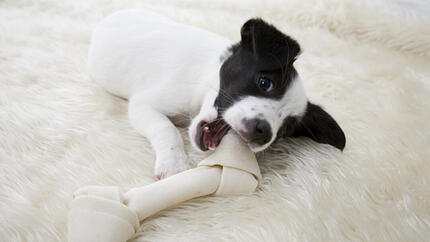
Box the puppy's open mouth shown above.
[196,119,231,151]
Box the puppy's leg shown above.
[129,97,189,179]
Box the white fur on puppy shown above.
[88,9,230,178]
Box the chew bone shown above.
[68,132,261,242]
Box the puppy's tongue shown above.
[202,119,231,150]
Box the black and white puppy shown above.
[88,9,345,179]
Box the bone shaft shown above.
[124,166,221,221]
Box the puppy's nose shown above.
[241,119,272,145]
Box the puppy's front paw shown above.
[154,152,190,179]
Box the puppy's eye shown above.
[258,76,274,92]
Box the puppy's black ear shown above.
[240,18,301,64]
[240,19,257,53]
[279,102,346,150]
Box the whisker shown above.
[219,123,230,131]
[301,123,317,140]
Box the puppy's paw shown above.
[154,151,190,179]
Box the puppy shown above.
[88,9,345,179]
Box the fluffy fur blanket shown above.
[1,0,429,241]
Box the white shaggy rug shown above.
[1,0,430,241]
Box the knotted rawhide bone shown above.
[68,131,261,242]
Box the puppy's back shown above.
[88,9,230,100]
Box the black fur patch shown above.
[215,18,301,113]
[277,102,346,150]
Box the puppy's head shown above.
[191,19,345,152]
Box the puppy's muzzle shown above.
[240,118,272,146]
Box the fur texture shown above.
[1,0,430,241]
